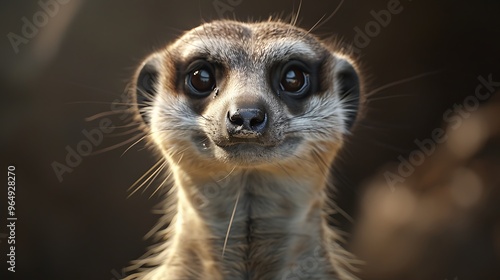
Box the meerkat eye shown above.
[185,61,216,97]
[191,68,214,91]
[278,62,310,98]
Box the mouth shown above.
[193,132,278,149]
[215,143,280,166]
[214,137,279,160]
[192,133,302,166]
[214,138,276,147]
[216,141,275,152]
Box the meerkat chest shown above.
[174,172,331,279]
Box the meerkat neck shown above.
[165,167,334,279]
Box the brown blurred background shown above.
[1,0,499,279]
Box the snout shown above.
[226,104,268,138]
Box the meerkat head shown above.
[132,20,361,171]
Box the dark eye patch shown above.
[184,60,216,98]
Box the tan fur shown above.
[125,19,361,280]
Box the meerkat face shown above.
[133,20,360,169]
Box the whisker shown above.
[127,159,165,194]
[106,128,142,138]
[64,80,125,97]
[216,166,237,182]
[358,119,413,131]
[222,187,242,258]
[311,149,332,182]
[364,137,410,153]
[66,101,140,106]
[329,202,355,224]
[367,93,418,102]
[290,0,302,27]
[149,171,173,199]
[305,0,345,36]
[84,110,132,122]
[365,70,442,98]
[121,133,149,157]
[141,161,168,195]
[112,122,143,129]
[91,133,144,155]
[128,160,168,198]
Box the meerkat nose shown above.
[226,103,268,138]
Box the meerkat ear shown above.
[135,54,162,124]
[333,58,361,130]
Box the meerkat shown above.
[125,19,362,280]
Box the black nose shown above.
[226,106,268,138]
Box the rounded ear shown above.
[333,58,361,130]
[134,54,162,124]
